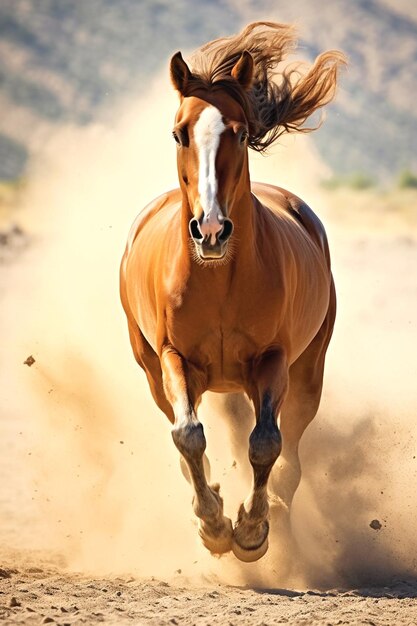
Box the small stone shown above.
[24,355,36,367]
[10,597,21,607]
[370,519,382,530]
[0,569,11,578]
[42,618,55,624]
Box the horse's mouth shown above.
[191,239,230,263]
[200,244,227,259]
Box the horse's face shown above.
[170,53,254,262]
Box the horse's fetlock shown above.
[193,487,222,520]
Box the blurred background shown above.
[1,0,417,189]
[0,0,417,588]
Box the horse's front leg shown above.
[161,346,233,555]
[233,350,288,562]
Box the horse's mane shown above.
[185,22,346,152]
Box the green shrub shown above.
[347,172,375,190]
[397,169,417,189]
[320,172,375,190]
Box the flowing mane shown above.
[183,21,346,152]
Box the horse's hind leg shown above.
[232,349,288,562]
[161,346,233,555]
[271,280,336,514]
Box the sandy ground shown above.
[2,552,417,626]
[1,88,417,623]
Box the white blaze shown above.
[193,105,226,245]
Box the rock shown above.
[24,355,36,367]
[9,597,21,607]
[370,519,382,530]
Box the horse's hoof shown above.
[198,516,233,556]
[232,507,270,562]
[232,535,269,562]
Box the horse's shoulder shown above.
[251,182,330,261]
[125,188,181,253]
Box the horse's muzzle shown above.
[189,217,234,259]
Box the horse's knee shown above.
[172,421,206,459]
[249,424,281,468]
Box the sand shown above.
[2,551,417,625]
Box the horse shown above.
[120,22,345,563]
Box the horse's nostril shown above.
[218,218,234,243]
[189,218,204,242]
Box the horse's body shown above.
[123,184,332,386]
[120,22,344,562]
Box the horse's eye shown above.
[172,131,181,145]
[240,129,248,144]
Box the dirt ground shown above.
[2,550,417,626]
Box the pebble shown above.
[370,519,382,530]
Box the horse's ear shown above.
[170,51,193,95]
[231,51,254,90]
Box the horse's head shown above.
[169,23,346,263]
[170,51,254,262]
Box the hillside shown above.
[0,0,416,182]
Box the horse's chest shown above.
[166,298,280,390]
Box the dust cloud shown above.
[1,71,417,590]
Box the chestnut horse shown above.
[120,22,345,562]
